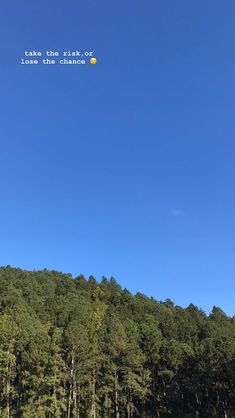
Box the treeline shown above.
[0,267,235,417]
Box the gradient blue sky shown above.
[1,0,235,315]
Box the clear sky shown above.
[1,0,235,315]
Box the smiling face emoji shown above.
[90,57,97,65]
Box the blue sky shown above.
[1,0,235,315]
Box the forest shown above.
[0,266,235,418]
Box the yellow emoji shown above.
[90,57,97,65]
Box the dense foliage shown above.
[0,266,235,417]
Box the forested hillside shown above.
[0,266,235,418]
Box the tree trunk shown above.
[91,370,96,418]
[152,365,160,418]
[6,380,10,418]
[75,383,80,418]
[6,351,11,418]
[114,371,120,418]
[195,392,200,417]
[68,353,75,418]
